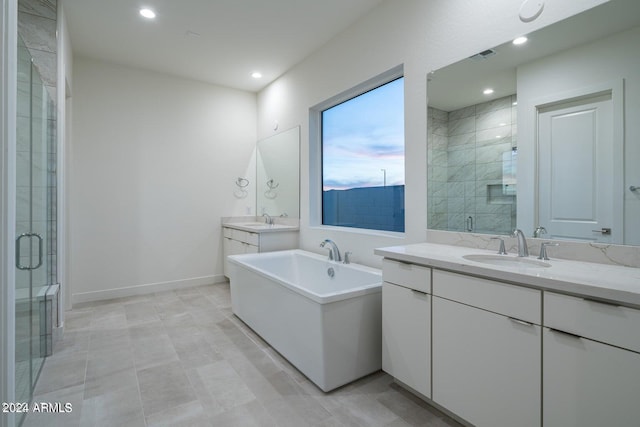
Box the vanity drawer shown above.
[544,292,640,353]
[433,270,541,324]
[382,258,431,293]
[225,228,260,246]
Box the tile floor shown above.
[23,283,462,427]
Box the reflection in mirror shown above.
[427,0,640,245]
[257,126,300,218]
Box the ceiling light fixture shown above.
[483,88,494,95]
[139,8,156,19]
[513,36,528,45]
[251,72,262,79]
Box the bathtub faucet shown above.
[320,239,342,262]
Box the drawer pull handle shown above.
[411,289,428,296]
[549,328,582,340]
[582,297,621,308]
[509,317,534,327]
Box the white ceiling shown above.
[61,0,384,92]
[428,0,640,112]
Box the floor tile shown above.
[79,384,145,427]
[27,282,463,427]
[137,360,198,416]
[145,400,212,427]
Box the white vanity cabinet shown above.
[543,292,640,427]
[432,270,541,427]
[381,259,431,397]
[222,226,298,278]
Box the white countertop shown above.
[374,243,640,308]
[222,221,299,233]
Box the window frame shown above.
[309,65,405,235]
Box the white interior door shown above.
[537,92,620,243]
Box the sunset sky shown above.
[322,77,405,191]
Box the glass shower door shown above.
[15,37,52,423]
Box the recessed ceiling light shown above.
[139,8,156,19]
[251,72,262,79]
[483,88,494,95]
[513,36,528,45]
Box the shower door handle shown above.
[15,232,44,270]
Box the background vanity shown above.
[223,126,301,278]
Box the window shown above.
[321,75,405,232]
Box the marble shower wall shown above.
[428,95,517,235]
[18,0,57,102]
[17,0,58,286]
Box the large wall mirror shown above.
[427,0,640,246]
[257,126,300,218]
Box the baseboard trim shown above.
[72,274,227,305]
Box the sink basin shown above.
[462,254,551,268]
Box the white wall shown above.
[70,58,256,302]
[518,26,640,245]
[257,0,607,268]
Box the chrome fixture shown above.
[343,251,352,264]
[630,186,639,192]
[538,241,559,260]
[533,226,547,238]
[320,239,342,262]
[266,179,279,189]
[235,177,249,188]
[490,237,507,255]
[512,229,529,257]
[262,212,273,225]
[466,216,473,232]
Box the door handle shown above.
[15,232,44,270]
[591,228,611,235]
[33,233,43,269]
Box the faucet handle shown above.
[490,237,507,255]
[343,251,352,264]
[538,241,559,260]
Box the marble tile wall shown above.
[18,0,57,102]
[428,95,517,235]
[17,0,58,288]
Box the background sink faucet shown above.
[262,212,273,225]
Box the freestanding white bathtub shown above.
[228,249,382,392]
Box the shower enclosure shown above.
[14,36,57,425]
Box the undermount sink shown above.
[462,254,551,268]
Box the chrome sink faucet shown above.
[512,229,529,257]
[262,212,273,225]
[320,239,342,262]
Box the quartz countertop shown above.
[374,243,640,308]
[222,221,299,233]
